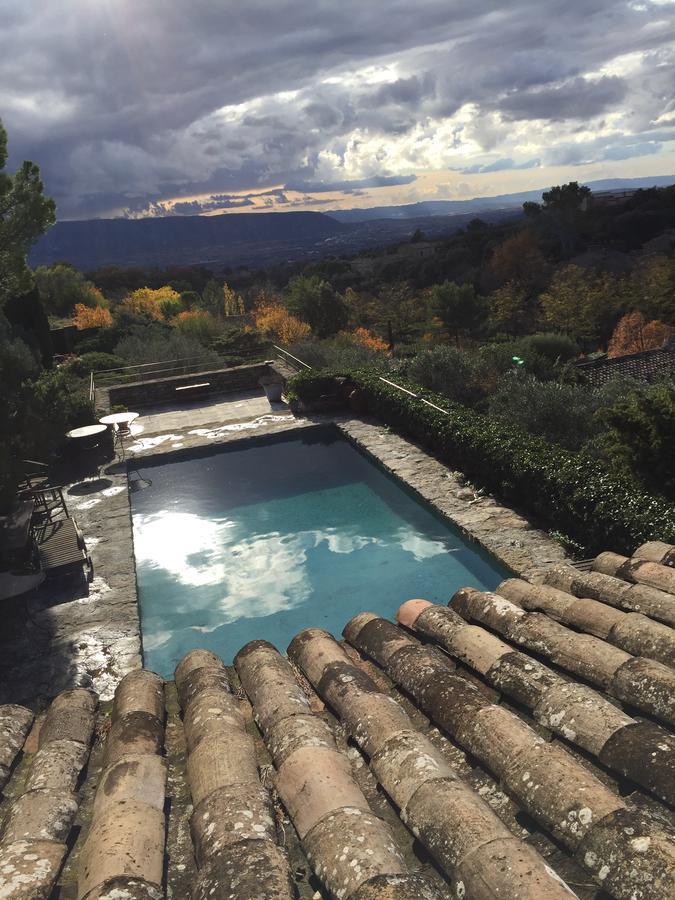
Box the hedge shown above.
[288,368,675,555]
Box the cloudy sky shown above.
[2,0,674,219]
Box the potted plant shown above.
[259,374,284,403]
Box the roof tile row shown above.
[0,540,673,899]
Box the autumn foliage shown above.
[73,303,112,329]
[119,286,181,321]
[253,303,311,343]
[607,311,674,359]
[344,327,389,352]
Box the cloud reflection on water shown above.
[132,509,448,638]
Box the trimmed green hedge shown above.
[288,368,675,555]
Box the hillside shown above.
[29,210,350,270]
[29,206,520,272]
[28,176,675,272]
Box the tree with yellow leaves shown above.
[223,282,246,316]
[118,286,181,321]
[488,229,548,290]
[347,327,389,353]
[72,303,112,330]
[253,304,311,344]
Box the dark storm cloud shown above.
[170,197,255,215]
[499,76,628,121]
[461,158,540,174]
[284,174,418,193]
[2,0,674,218]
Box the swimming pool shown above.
[130,425,508,677]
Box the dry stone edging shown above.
[398,599,675,807]
[77,670,166,900]
[451,588,675,727]
[498,577,675,667]
[175,647,294,900]
[335,417,568,582]
[0,688,96,900]
[286,628,579,900]
[344,615,675,900]
[545,564,675,628]
[235,639,445,900]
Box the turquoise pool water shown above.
[130,426,507,677]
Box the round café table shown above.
[98,412,139,428]
[66,423,108,442]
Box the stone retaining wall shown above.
[107,361,284,409]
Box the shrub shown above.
[174,310,221,342]
[64,352,126,377]
[407,345,498,408]
[597,382,675,499]
[487,374,606,449]
[480,334,579,381]
[18,368,94,472]
[253,303,311,343]
[348,327,389,353]
[519,332,579,362]
[288,368,675,554]
[73,303,113,329]
[285,336,391,372]
[114,330,222,369]
[210,326,270,359]
[118,286,181,321]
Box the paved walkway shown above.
[131,388,290,436]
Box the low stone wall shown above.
[107,361,285,409]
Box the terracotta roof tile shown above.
[1,542,673,899]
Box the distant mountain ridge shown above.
[29,175,674,271]
[326,175,675,222]
[30,210,348,270]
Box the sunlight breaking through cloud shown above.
[2,1,673,217]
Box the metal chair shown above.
[112,422,131,460]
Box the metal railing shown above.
[272,345,312,371]
[89,344,440,419]
[90,350,269,397]
[93,355,228,387]
[269,349,452,420]
[378,376,451,416]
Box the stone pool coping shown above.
[0,410,567,704]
